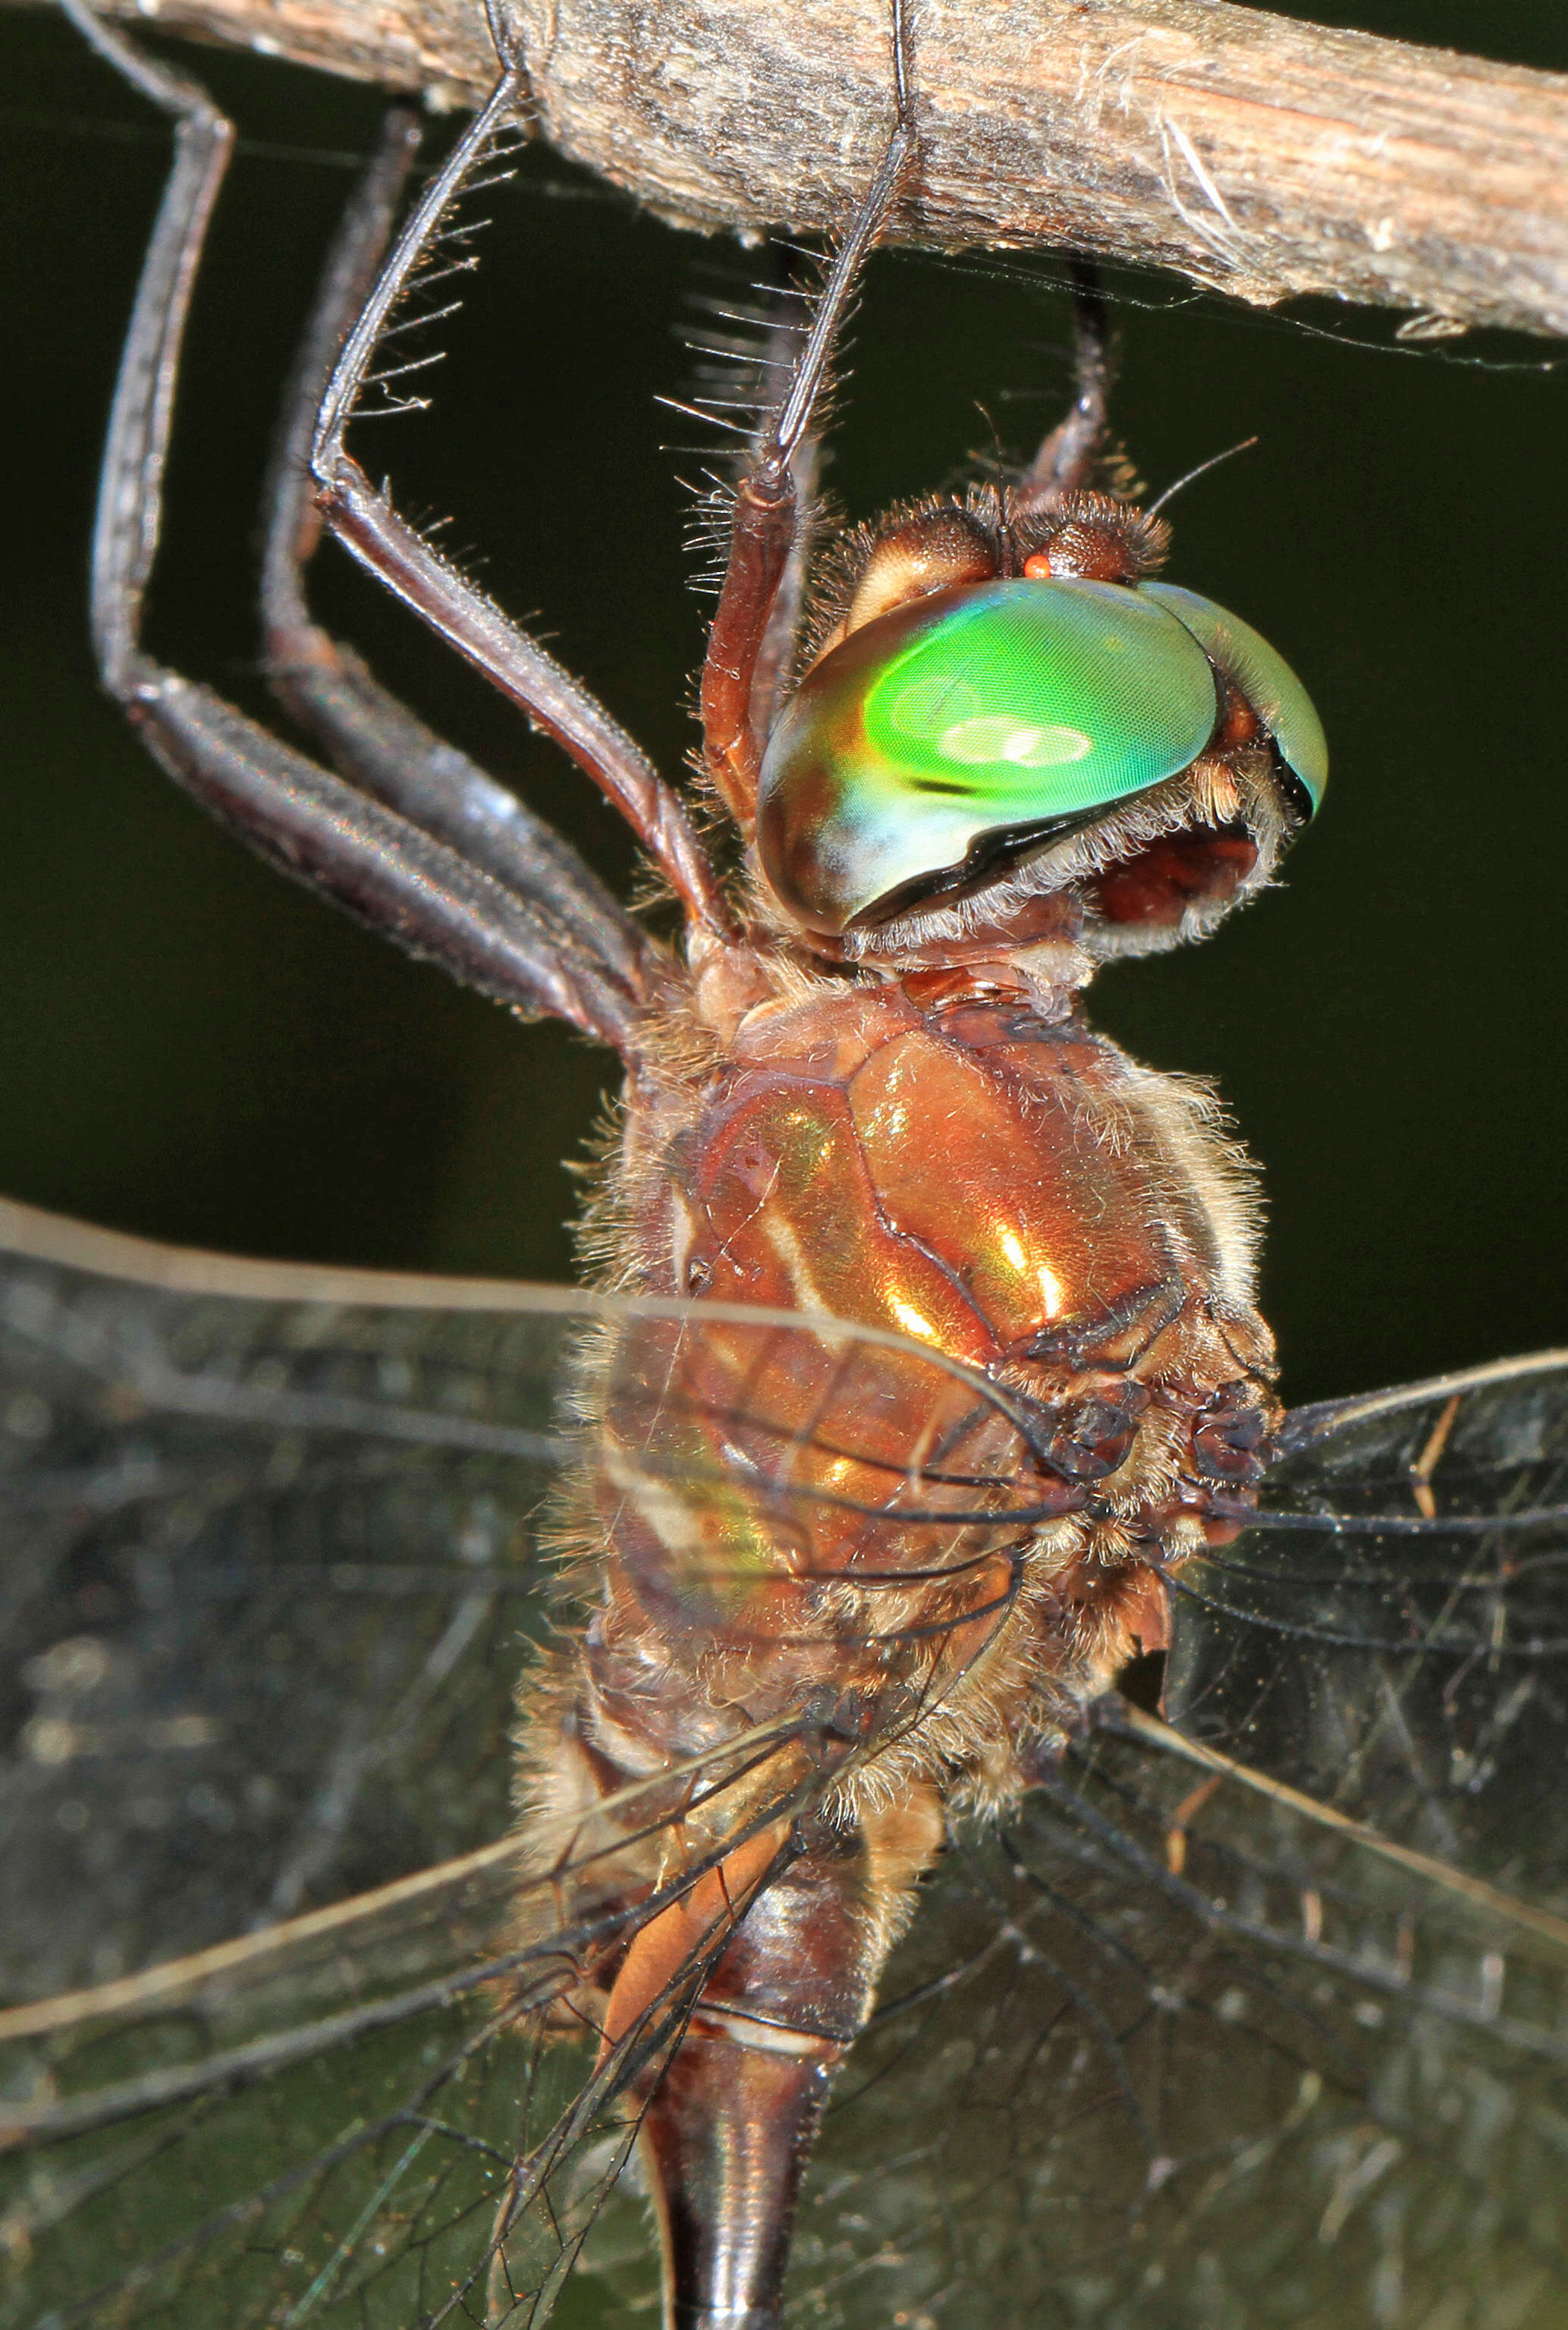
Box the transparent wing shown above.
[780,1354,1568,2329]
[0,1200,1043,2329]
[8,1205,1566,2330]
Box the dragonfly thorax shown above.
[542,973,1279,1826]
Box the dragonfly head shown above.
[756,489,1325,967]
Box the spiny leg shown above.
[698,0,919,838]
[740,295,825,752]
[61,0,640,1054]
[1017,258,1115,508]
[310,1,734,945]
[1020,268,1251,520]
[679,263,822,756]
[259,105,658,1006]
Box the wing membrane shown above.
[776,1354,1568,2328]
[1169,1354,1568,1881]
[0,1203,580,1995]
[0,1201,1042,2328]
[6,1210,1567,2328]
[790,1728,1568,2328]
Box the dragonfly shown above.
[3,2,1567,2326]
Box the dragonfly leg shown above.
[260,105,660,1011]
[310,3,735,945]
[1013,259,1115,511]
[62,0,643,1052]
[697,270,824,757]
[698,0,919,838]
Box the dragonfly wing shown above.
[0,1724,826,2330]
[0,1200,1050,2328]
[775,1353,1568,2328]
[0,1196,589,1998]
[1168,1348,1568,1875]
[19,1206,1560,2330]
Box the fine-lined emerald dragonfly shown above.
[1,3,1564,2324]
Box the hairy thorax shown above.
[524,949,1278,1841]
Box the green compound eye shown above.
[756,577,1324,935]
[759,579,1215,933]
[1139,581,1328,811]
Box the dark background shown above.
[1,0,1564,1412]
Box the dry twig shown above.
[40,0,1568,336]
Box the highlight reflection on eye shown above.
[936,717,1094,769]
